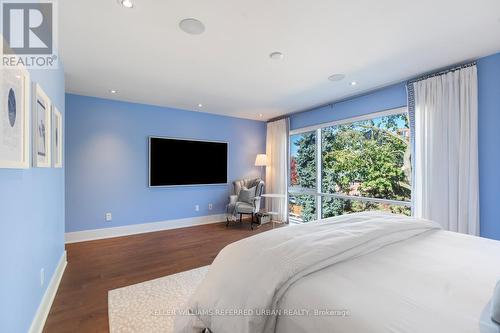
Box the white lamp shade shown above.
[255,154,267,166]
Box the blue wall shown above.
[65,94,266,232]
[290,83,407,130]
[0,65,65,332]
[289,53,500,240]
[477,53,500,240]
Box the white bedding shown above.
[276,228,500,333]
[174,212,500,333]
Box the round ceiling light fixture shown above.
[350,81,358,86]
[179,18,205,35]
[198,103,203,108]
[119,0,134,8]
[328,74,345,82]
[269,52,284,60]
[110,89,117,94]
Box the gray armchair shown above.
[226,178,265,228]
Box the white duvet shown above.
[175,212,495,333]
[276,226,500,333]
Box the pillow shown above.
[492,280,500,324]
[238,186,256,204]
[233,180,245,196]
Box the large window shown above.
[288,108,411,223]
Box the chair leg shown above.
[226,217,230,227]
[239,214,242,223]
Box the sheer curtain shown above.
[412,65,479,235]
[265,118,289,222]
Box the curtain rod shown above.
[407,61,476,84]
[267,115,290,123]
[266,83,398,123]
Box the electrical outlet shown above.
[208,203,213,210]
[40,268,45,287]
[105,212,112,222]
[195,205,199,212]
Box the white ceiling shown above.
[60,0,500,121]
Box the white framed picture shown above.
[52,106,62,168]
[33,83,52,168]
[0,65,31,169]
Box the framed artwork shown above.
[0,64,31,168]
[52,106,62,168]
[33,83,51,168]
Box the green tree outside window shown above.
[289,113,411,222]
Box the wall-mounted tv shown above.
[149,136,228,187]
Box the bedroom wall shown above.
[289,52,500,240]
[65,94,266,233]
[477,52,500,240]
[0,65,65,332]
[289,82,407,130]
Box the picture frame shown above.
[0,60,31,169]
[32,83,52,168]
[52,106,63,168]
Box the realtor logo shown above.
[1,0,58,69]
[3,2,53,54]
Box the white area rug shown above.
[108,266,209,333]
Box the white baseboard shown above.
[29,251,67,333]
[65,214,227,244]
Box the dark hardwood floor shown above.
[43,220,281,332]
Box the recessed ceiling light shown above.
[110,89,117,94]
[269,52,284,60]
[198,103,203,108]
[179,18,205,35]
[328,74,345,82]
[350,81,358,86]
[119,0,134,8]
[259,113,263,118]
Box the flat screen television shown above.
[149,136,228,187]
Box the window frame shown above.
[288,107,412,223]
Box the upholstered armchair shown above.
[226,178,265,228]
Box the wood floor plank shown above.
[43,220,282,332]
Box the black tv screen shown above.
[149,137,228,187]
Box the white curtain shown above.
[413,65,479,235]
[266,118,289,222]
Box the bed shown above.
[174,212,500,333]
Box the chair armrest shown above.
[252,196,261,211]
[229,195,238,205]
